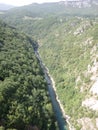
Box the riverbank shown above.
[34,50,74,130]
[44,66,75,130]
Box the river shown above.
[35,50,68,130]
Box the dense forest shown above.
[0,1,98,129]
[0,20,57,130]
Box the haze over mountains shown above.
[0,0,98,11]
[0,3,14,10]
[0,0,98,21]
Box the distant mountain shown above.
[63,0,98,8]
[0,0,97,24]
[0,3,14,10]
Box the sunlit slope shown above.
[39,17,98,129]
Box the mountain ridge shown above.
[63,0,98,8]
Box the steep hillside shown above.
[38,17,98,129]
[25,16,98,129]
[0,1,98,129]
[0,0,98,23]
[0,21,57,130]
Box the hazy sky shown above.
[0,0,62,6]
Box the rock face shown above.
[78,118,98,130]
[82,97,98,111]
[90,80,98,95]
[64,0,98,8]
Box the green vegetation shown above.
[0,21,57,130]
[38,17,98,127]
[0,1,98,129]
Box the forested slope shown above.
[38,17,98,128]
[0,1,98,129]
[0,21,57,130]
[32,16,98,129]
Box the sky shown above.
[0,0,62,6]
